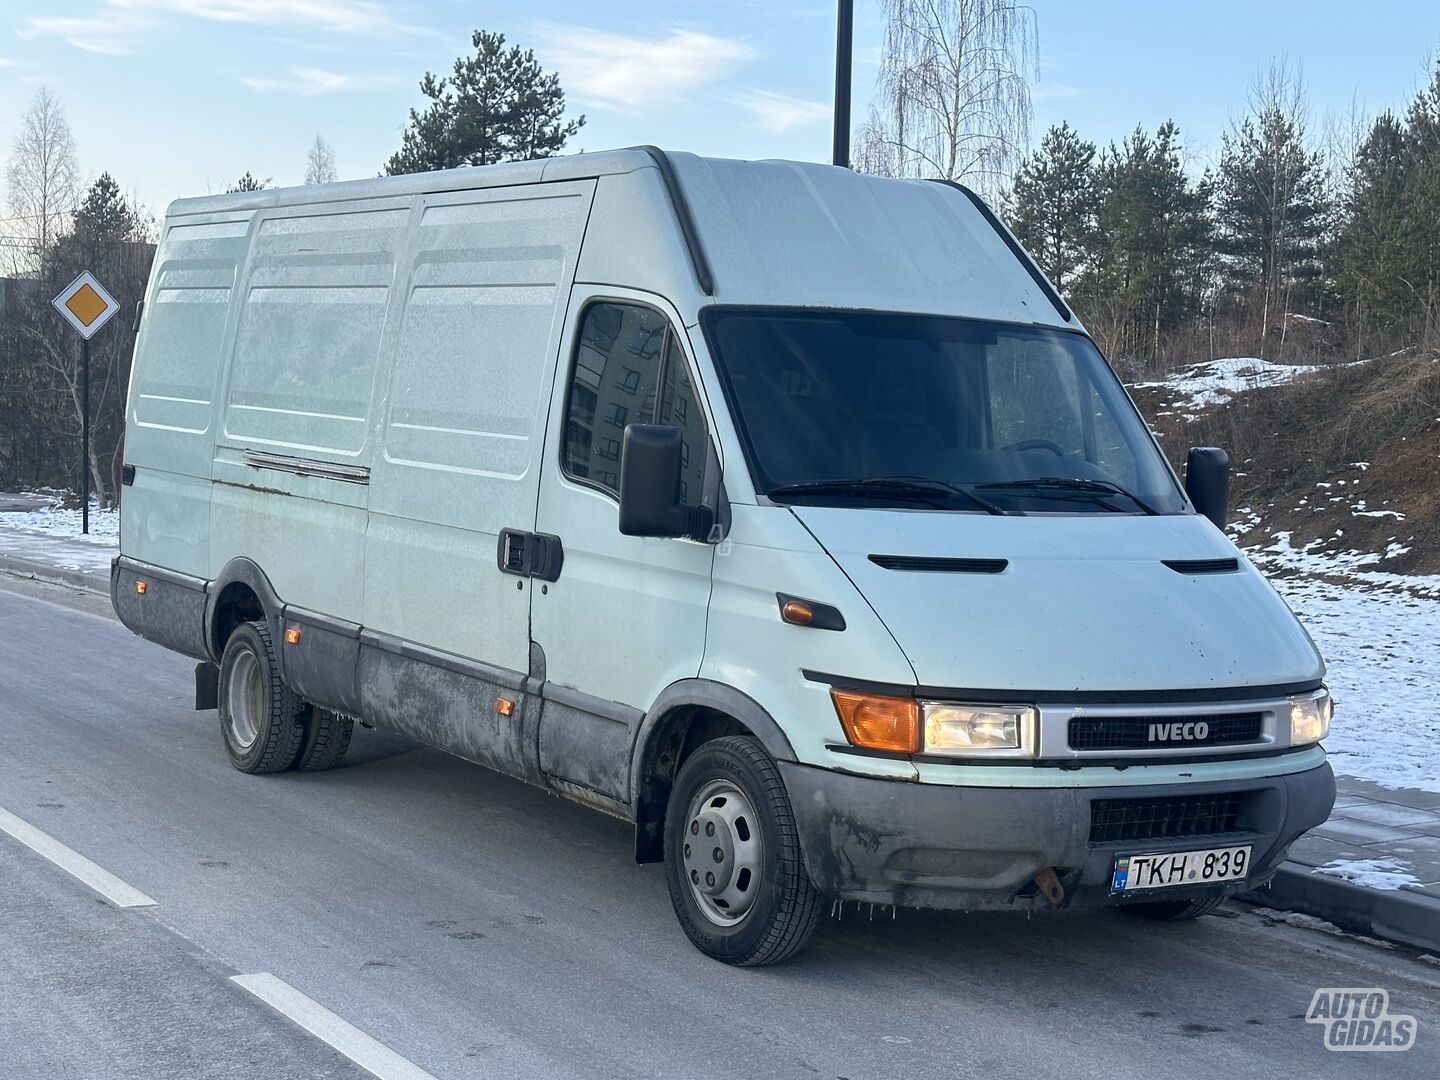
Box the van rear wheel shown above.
[295,707,355,771]
[218,620,306,774]
[663,735,822,965]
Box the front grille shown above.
[1089,792,1248,844]
[1068,712,1264,752]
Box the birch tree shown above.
[4,88,80,272]
[304,134,338,185]
[857,0,1037,200]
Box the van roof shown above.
[167,148,1078,331]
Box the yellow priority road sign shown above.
[52,270,120,340]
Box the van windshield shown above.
[701,307,1187,515]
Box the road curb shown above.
[1243,861,1440,953]
[0,553,107,596]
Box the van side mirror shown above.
[1185,447,1230,531]
[619,424,688,538]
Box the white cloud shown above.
[736,90,830,133]
[535,25,756,111]
[19,14,145,55]
[108,0,410,34]
[243,66,398,95]
[22,0,426,55]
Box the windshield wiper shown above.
[767,477,1008,515]
[972,477,1160,515]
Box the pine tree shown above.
[385,30,584,175]
[1216,102,1330,350]
[1399,62,1440,339]
[1335,111,1409,346]
[1007,123,1096,291]
[73,173,137,244]
[1078,122,1212,365]
[227,172,269,193]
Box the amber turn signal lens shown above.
[496,697,515,716]
[134,581,147,595]
[830,689,920,753]
[780,599,814,625]
[284,627,301,645]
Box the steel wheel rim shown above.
[682,779,764,926]
[225,650,262,750]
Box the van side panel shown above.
[363,182,595,678]
[209,203,410,627]
[123,217,252,578]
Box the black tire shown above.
[1121,895,1227,921]
[295,707,355,771]
[664,735,822,966]
[217,620,306,774]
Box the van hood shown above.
[792,507,1323,695]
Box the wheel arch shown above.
[630,680,797,864]
[205,557,284,661]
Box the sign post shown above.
[51,271,120,534]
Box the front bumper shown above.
[780,759,1335,911]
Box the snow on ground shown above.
[1250,551,1440,793]
[1312,857,1424,892]
[2,500,119,544]
[1133,356,1366,419]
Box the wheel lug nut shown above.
[704,822,715,837]
[713,847,724,863]
[690,820,699,835]
[705,872,715,887]
[690,869,699,884]
[684,844,692,858]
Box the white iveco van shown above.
[114,148,1334,965]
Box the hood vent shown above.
[868,555,1007,574]
[1162,558,1240,575]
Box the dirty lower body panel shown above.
[780,760,1335,912]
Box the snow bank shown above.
[1133,356,1363,418]
[1312,857,1423,892]
[0,498,118,545]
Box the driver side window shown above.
[561,302,704,501]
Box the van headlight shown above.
[922,703,1038,758]
[1289,688,1333,745]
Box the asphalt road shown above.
[1,575,1436,1080]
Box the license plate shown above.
[1111,844,1252,893]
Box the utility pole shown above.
[833,0,854,168]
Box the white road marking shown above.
[231,973,439,1080]
[0,804,157,908]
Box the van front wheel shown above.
[218,620,306,774]
[663,735,822,965]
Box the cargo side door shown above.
[529,288,716,804]
[360,181,595,775]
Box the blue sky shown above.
[1,1,1437,216]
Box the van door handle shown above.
[498,529,564,583]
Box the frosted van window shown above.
[226,285,386,455]
[562,303,668,495]
[384,284,555,479]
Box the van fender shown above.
[630,679,797,862]
[204,557,285,661]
